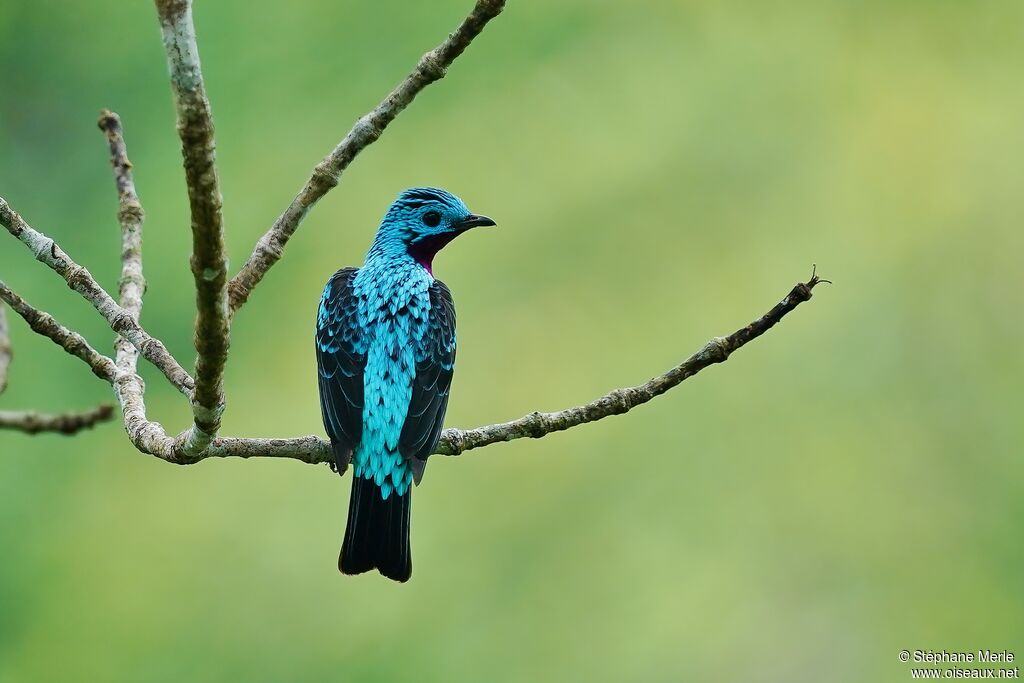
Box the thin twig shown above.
[154,0,230,454]
[0,406,114,435]
[437,270,828,455]
[0,197,194,395]
[0,281,179,456]
[227,0,506,313]
[0,271,116,437]
[97,109,146,376]
[96,109,175,455]
[0,304,11,394]
[0,282,117,382]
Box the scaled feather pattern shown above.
[315,187,492,581]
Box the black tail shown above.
[339,475,412,582]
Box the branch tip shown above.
[227,0,507,314]
[808,263,832,288]
[97,108,120,132]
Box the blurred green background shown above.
[1,1,1021,681]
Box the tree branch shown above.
[97,110,146,379]
[436,270,829,456]
[0,284,115,436]
[226,0,507,313]
[95,109,179,457]
[0,304,11,395]
[0,281,118,382]
[0,406,114,435]
[181,270,828,464]
[0,280,181,456]
[0,198,194,395]
[155,0,230,455]
[1,3,828,476]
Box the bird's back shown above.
[319,186,487,581]
[351,259,436,496]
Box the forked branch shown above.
[227,0,507,313]
[0,199,194,395]
[0,285,116,435]
[0,282,117,383]
[0,0,827,468]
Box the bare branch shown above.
[0,282,178,457]
[1,4,827,479]
[436,271,829,455]
[181,271,827,464]
[227,0,507,313]
[0,281,117,382]
[5,270,820,462]
[0,279,114,437]
[114,374,178,459]
[94,109,181,458]
[0,406,114,435]
[154,0,230,454]
[0,197,194,395]
[204,435,330,463]
[0,304,11,394]
[3,103,222,463]
[97,110,146,376]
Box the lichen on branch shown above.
[155,0,230,454]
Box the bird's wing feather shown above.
[316,267,365,472]
[399,279,456,483]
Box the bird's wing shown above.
[399,279,456,483]
[316,267,365,473]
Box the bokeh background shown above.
[1,1,1021,681]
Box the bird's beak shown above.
[455,213,496,230]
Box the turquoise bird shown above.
[316,188,495,582]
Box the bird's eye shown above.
[422,211,441,227]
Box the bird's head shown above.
[373,187,495,273]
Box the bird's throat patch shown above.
[408,232,462,274]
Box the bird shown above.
[315,187,495,582]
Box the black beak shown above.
[456,213,496,230]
